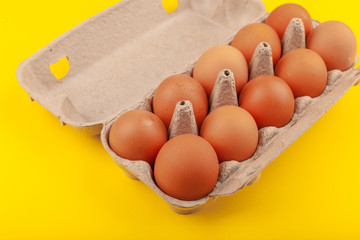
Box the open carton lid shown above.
[16,0,266,129]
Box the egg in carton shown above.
[101,18,360,214]
[16,0,360,214]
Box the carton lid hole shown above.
[50,56,70,80]
[162,0,178,13]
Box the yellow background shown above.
[1,0,360,239]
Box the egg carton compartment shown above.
[16,0,360,214]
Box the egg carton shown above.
[16,0,360,214]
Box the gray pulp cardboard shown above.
[16,0,360,213]
[16,0,266,133]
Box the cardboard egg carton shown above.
[16,0,360,214]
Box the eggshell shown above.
[231,23,282,65]
[307,21,357,71]
[200,105,258,163]
[154,134,219,201]
[109,109,168,166]
[275,48,328,98]
[153,74,208,129]
[192,45,248,96]
[239,75,295,129]
[265,3,312,39]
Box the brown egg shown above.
[231,23,282,65]
[109,109,168,166]
[200,106,258,163]
[307,21,357,71]
[239,75,295,129]
[275,48,328,98]
[192,45,248,96]
[153,74,208,129]
[265,3,312,39]
[154,134,219,201]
